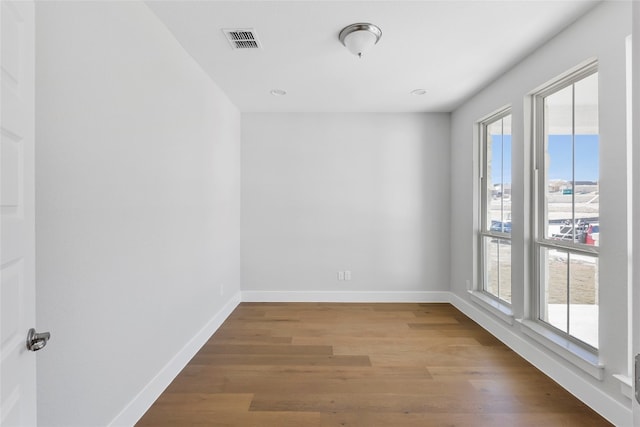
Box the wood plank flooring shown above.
[136,303,611,426]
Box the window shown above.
[479,110,512,304]
[533,62,599,350]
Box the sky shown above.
[491,134,599,184]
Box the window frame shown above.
[531,60,600,353]
[478,107,513,306]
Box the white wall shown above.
[450,1,631,423]
[242,113,450,300]
[35,2,241,426]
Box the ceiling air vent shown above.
[223,29,261,50]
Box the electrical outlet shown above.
[344,270,352,281]
[219,283,224,296]
[338,271,345,281]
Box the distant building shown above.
[548,179,598,193]
[492,183,511,198]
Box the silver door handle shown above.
[26,328,50,351]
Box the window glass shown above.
[536,65,599,350]
[544,73,599,246]
[568,253,598,348]
[483,236,511,303]
[484,236,500,297]
[486,117,512,234]
[480,111,512,304]
[539,248,598,348]
[539,247,568,333]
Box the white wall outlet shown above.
[466,279,471,290]
[344,270,352,281]
[219,283,224,296]
[338,271,345,280]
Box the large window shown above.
[479,110,512,304]
[533,63,599,350]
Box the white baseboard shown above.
[108,291,242,427]
[448,292,632,427]
[241,290,450,303]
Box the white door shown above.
[1,1,38,425]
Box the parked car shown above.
[551,220,598,244]
[490,220,512,234]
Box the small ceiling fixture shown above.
[339,23,382,58]
[410,89,427,96]
[270,89,287,96]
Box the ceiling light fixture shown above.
[270,89,287,96]
[410,89,427,96]
[339,23,382,58]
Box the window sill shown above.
[468,290,514,325]
[518,319,604,380]
[612,374,633,400]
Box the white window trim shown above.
[530,59,600,356]
[612,374,633,400]
[518,319,604,380]
[468,290,514,325]
[477,107,513,307]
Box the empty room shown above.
[2,0,640,426]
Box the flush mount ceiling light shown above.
[339,23,382,58]
[270,89,287,96]
[410,89,427,96]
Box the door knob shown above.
[26,328,50,351]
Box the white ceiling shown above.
[145,0,600,113]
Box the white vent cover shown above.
[222,29,261,49]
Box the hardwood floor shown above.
[137,303,611,426]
